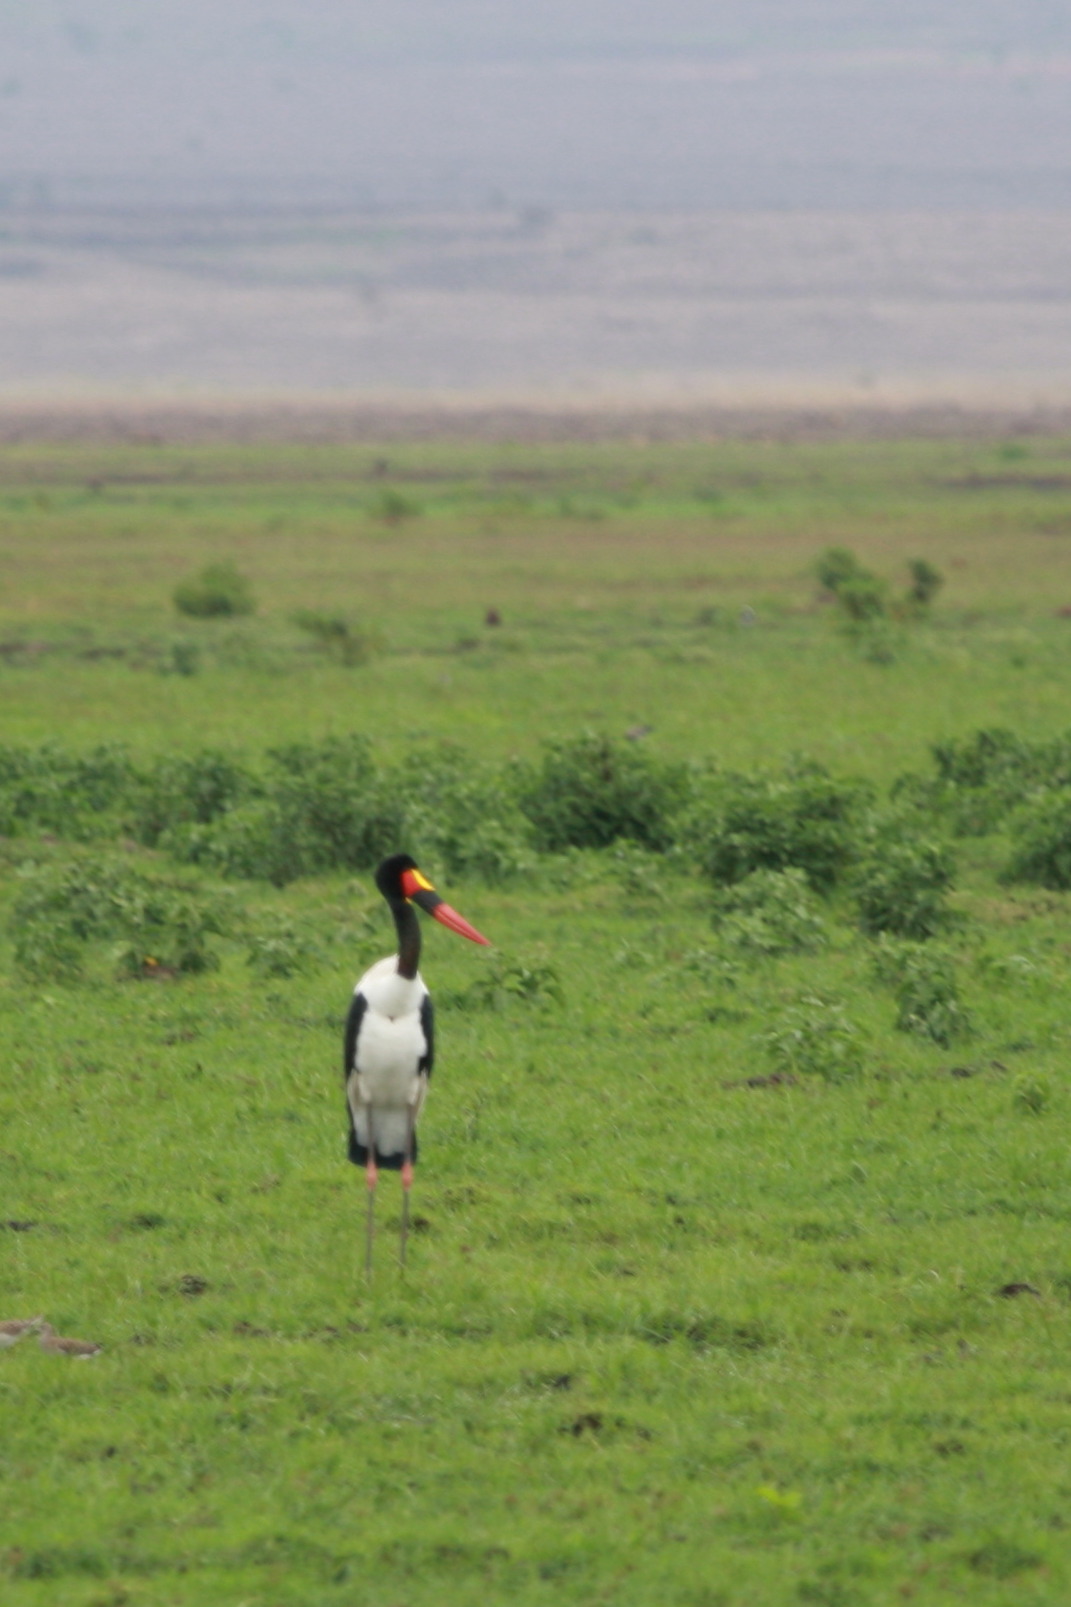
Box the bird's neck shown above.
[391,899,421,980]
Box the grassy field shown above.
[3,434,1071,1605]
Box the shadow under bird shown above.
[345,854,490,1273]
[0,1317,43,1348]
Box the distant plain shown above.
[2,207,1071,403]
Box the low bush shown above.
[711,867,827,957]
[682,762,867,892]
[814,548,943,666]
[872,940,971,1045]
[852,836,956,939]
[132,751,255,847]
[932,728,1049,792]
[0,734,530,888]
[816,546,943,622]
[893,728,1071,836]
[173,562,255,619]
[12,857,231,981]
[246,916,322,979]
[390,742,533,884]
[761,994,866,1082]
[368,488,422,523]
[163,640,201,677]
[444,953,563,1012]
[0,743,135,840]
[291,611,385,666]
[518,735,687,853]
[906,558,944,609]
[610,839,670,902]
[815,546,888,622]
[173,737,403,886]
[169,800,301,886]
[1002,791,1071,889]
[836,573,889,624]
[815,546,868,596]
[111,883,229,980]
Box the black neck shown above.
[390,898,422,980]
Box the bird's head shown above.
[375,854,490,945]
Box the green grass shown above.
[3,435,1071,778]
[4,437,1071,1603]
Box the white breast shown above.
[355,955,426,1021]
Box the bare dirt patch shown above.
[1,396,1071,447]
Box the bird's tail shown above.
[347,1124,419,1171]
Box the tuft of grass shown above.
[173,560,255,619]
[760,992,866,1081]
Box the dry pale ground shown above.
[1,208,1071,435]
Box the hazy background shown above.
[1,1,1069,406]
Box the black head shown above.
[373,853,491,946]
[374,853,419,902]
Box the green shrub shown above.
[267,737,401,865]
[246,916,321,979]
[906,558,943,609]
[291,610,385,666]
[12,857,231,981]
[931,728,1053,791]
[133,751,255,847]
[110,883,228,979]
[445,953,563,1012]
[172,800,307,886]
[682,763,867,892]
[610,839,670,902]
[171,737,402,885]
[816,546,943,623]
[535,845,615,891]
[815,546,867,595]
[815,547,887,620]
[369,488,422,523]
[518,735,687,852]
[155,737,528,887]
[711,867,827,956]
[873,940,971,1045]
[1003,792,1071,889]
[894,728,1071,836]
[12,921,84,983]
[173,562,255,619]
[761,994,865,1082]
[836,573,888,623]
[853,837,956,939]
[390,741,533,884]
[0,743,135,840]
[165,640,201,676]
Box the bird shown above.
[36,1322,102,1358]
[0,1317,43,1348]
[345,853,490,1272]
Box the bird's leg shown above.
[364,1104,378,1279]
[399,1103,415,1270]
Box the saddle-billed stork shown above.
[344,853,490,1271]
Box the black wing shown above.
[343,991,367,1082]
[419,993,435,1079]
[344,991,368,1166]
